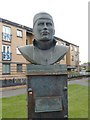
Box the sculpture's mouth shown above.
[41,31,49,35]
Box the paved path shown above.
[68,77,89,86]
[1,87,27,98]
[0,85,27,98]
[0,77,89,98]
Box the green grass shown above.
[2,94,27,118]
[0,98,2,119]
[1,84,88,118]
[88,80,90,82]
[68,84,88,118]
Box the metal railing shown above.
[2,52,12,61]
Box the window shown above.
[75,47,77,52]
[2,45,11,60]
[2,63,10,74]
[61,42,66,46]
[16,47,21,54]
[17,29,22,38]
[17,64,22,72]
[2,26,11,41]
[72,55,74,61]
[71,46,74,51]
[56,42,59,45]
[62,56,65,60]
[26,40,28,45]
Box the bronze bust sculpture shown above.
[19,12,68,65]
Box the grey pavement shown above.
[0,77,89,98]
[2,88,27,98]
[0,86,27,98]
[68,77,90,86]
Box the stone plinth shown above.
[26,64,68,119]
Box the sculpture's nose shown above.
[43,23,48,30]
[44,27,47,30]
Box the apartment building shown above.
[0,18,33,87]
[55,37,79,71]
[66,44,79,71]
[0,18,79,87]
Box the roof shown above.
[0,17,33,34]
[0,17,79,47]
[55,36,79,47]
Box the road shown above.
[0,77,89,98]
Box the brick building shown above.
[0,18,79,87]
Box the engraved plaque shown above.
[35,96,62,112]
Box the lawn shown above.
[1,84,89,119]
[2,94,27,118]
[88,80,90,82]
[68,84,88,118]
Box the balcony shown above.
[2,52,12,61]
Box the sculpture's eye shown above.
[46,22,52,26]
[38,22,44,26]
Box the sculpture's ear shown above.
[32,30,36,39]
[53,29,55,35]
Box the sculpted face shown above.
[33,13,55,41]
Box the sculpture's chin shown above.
[39,39,50,42]
[39,37,53,42]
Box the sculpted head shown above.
[33,12,55,42]
[19,12,69,64]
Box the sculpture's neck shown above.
[33,39,56,50]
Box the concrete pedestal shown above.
[26,64,68,119]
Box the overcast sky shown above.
[0,0,88,64]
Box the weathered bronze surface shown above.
[35,96,62,112]
[18,12,69,65]
[26,64,67,75]
[19,12,68,119]
[27,64,68,119]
